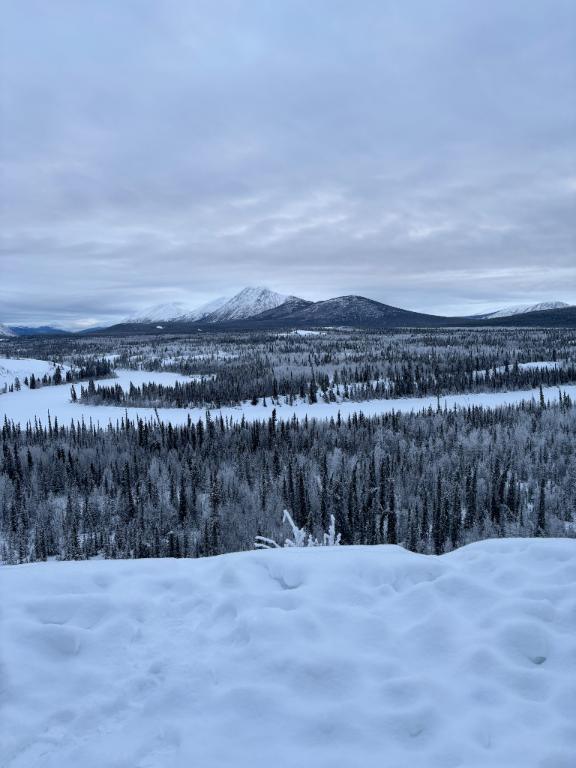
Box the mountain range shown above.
[470,301,570,320]
[2,289,575,335]
[124,287,294,325]
[94,288,575,333]
[119,290,576,326]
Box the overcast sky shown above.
[1,0,575,328]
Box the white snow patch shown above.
[1,539,575,767]
[0,358,71,389]
[473,361,564,379]
[279,329,324,337]
[97,369,204,391]
[517,361,562,371]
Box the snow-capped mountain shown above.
[200,287,296,323]
[178,295,229,322]
[472,301,570,320]
[123,289,291,325]
[0,323,16,337]
[95,292,576,333]
[125,296,229,324]
[125,302,195,323]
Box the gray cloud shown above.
[1,0,575,327]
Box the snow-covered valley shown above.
[2,539,575,768]
[1,364,576,429]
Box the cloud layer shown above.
[1,0,575,326]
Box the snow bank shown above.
[2,539,575,768]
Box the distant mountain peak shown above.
[0,323,17,337]
[124,302,193,324]
[472,301,570,320]
[178,296,229,322]
[122,287,298,325]
[201,287,297,323]
[124,296,229,324]
[235,293,447,328]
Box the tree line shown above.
[1,358,114,394]
[1,397,574,564]
[78,358,576,409]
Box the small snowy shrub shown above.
[255,510,341,549]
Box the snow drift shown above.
[1,539,575,768]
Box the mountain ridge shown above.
[470,301,570,320]
[8,291,576,335]
[124,287,295,325]
[201,287,295,323]
[239,294,449,328]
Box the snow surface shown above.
[517,361,563,371]
[1,364,575,429]
[0,324,16,337]
[0,358,71,389]
[473,361,563,379]
[2,539,575,768]
[287,329,325,337]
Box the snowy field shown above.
[1,539,575,768]
[0,357,71,390]
[1,361,575,429]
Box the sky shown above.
[1,0,575,328]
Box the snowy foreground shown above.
[2,540,575,768]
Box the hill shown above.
[471,301,570,320]
[230,295,451,328]
[478,305,576,328]
[8,326,70,336]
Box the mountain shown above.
[243,296,314,322]
[0,324,17,337]
[236,295,450,328]
[478,305,576,328]
[125,302,195,324]
[125,296,229,324]
[9,326,70,336]
[201,287,297,323]
[178,296,229,321]
[81,291,576,335]
[471,301,570,320]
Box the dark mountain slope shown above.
[477,305,576,328]
[81,298,576,335]
[229,295,450,328]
